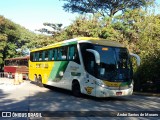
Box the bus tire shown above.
[34,74,38,83]
[72,80,81,97]
[9,73,13,79]
[38,75,43,87]
[25,74,29,80]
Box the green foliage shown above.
[37,23,63,36]
[0,15,54,71]
[28,34,54,49]
[54,7,159,92]
[0,15,36,57]
[134,49,160,92]
[0,16,21,69]
[62,0,155,17]
[64,15,102,38]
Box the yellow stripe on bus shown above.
[103,81,121,87]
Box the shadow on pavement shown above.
[0,80,159,120]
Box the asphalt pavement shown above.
[0,78,159,120]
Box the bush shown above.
[134,49,160,93]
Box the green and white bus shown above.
[29,37,140,97]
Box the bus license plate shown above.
[116,92,122,96]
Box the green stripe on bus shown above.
[48,61,69,82]
[62,41,77,46]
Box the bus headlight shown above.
[95,81,105,88]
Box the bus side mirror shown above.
[86,49,100,65]
[130,53,141,66]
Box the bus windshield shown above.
[80,43,132,82]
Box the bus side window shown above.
[32,53,35,61]
[10,60,12,65]
[49,49,53,61]
[45,50,49,61]
[68,45,80,64]
[35,52,38,61]
[15,60,18,66]
[56,47,66,60]
[51,49,58,60]
[57,48,61,60]
[62,46,67,60]
[68,45,75,60]
[30,53,33,62]
[19,60,23,65]
[39,51,43,61]
[34,52,39,61]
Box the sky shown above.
[0,0,78,32]
[0,0,160,32]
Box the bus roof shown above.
[31,37,125,52]
[5,56,30,61]
[77,37,125,47]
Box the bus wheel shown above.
[38,75,43,87]
[72,81,81,97]
[34,74,38,83]
[25,74,29,80]
[9,73,13,79]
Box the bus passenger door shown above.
[82,52,96,96]
[83,72,96,96]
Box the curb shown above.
[133,92,160,97]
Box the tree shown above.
[61,0,155,17]
[64,15,102,38]
[0,16,42,71]
[36,23,63,36]
[0,16,20,70]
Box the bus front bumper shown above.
[95,85,133,97]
